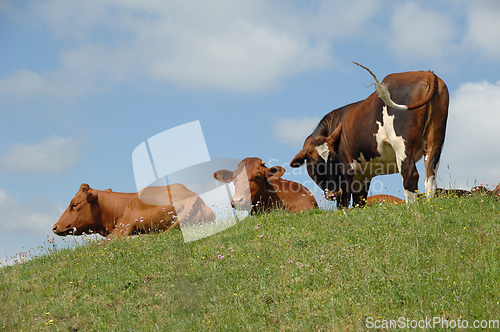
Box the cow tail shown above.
[352,62,437,111]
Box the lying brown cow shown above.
[494,184,500,197]
[53,183,215,237]
[471,186,489,195]
[471,185,500,197]
[213,157,318,213]
[435,188,471,197]
[365,194,404,205]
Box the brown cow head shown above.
[53,183,102,236]
[290,123,345,199]
[471,186,490,196]
[493,184,500,197]
[213,157,285,211]
[471,185,500,198]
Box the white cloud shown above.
[307,0,382,37]
[0,136,79,175]
[439,80,500,189]
[148,21,332,91]
[4,0,500,100]
[0,0,383,96]
[0,69,85,100]
[389,2,456,60]
[0,188,63,236]
[274,116,321,148]
[463,1,500,59]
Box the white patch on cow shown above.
[425,174,436,198]
[373,128,397,165]
[348,105,405,180]
[404,189,416,203]
[315,142,329,162]
[424,160,440,198]
[380,105,407,171]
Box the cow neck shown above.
[97,190,136,232]
[255,180,273,209]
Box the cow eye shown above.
[254,174,262,180]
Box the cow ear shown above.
[86,189,98,203]
[267,166,286,180]
[290,149,307,167]
[326,122,342,146]
[213,170,233,183]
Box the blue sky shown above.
[1,0,500,264]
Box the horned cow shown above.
[290,63,449,208]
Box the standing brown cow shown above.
[290,63,449,208]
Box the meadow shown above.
[1,193,499,331]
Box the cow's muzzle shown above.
[231,196,244,205]
[325,189,342,201]
[52,224,71,236]
[230,196,252,211]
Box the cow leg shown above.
[423,144,444,199]
[352,179,371,207]
[336,176,353,208]
[400,157,419,203]
[110,221,134,238]
[337,191,350,209]
[422,77,448,198]
[171,200,195,229]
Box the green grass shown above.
[1,194,500,331]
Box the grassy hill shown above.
[1,194,500,331]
